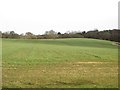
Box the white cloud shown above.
[0,0,119,34]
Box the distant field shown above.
[2,38,118,88]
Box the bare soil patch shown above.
[76,62,111,64]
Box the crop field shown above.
[2,38,118,88]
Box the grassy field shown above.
[2,38,118,88]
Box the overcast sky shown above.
[0,0,119,35]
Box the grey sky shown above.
[0,0,119,35]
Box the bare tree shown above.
[44,30,58,39]
[25,32,36,39]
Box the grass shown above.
[2,38,118,88]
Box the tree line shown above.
[0,29,120,42]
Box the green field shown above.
[2,38,118,88]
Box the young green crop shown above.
[2,38,118,88]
